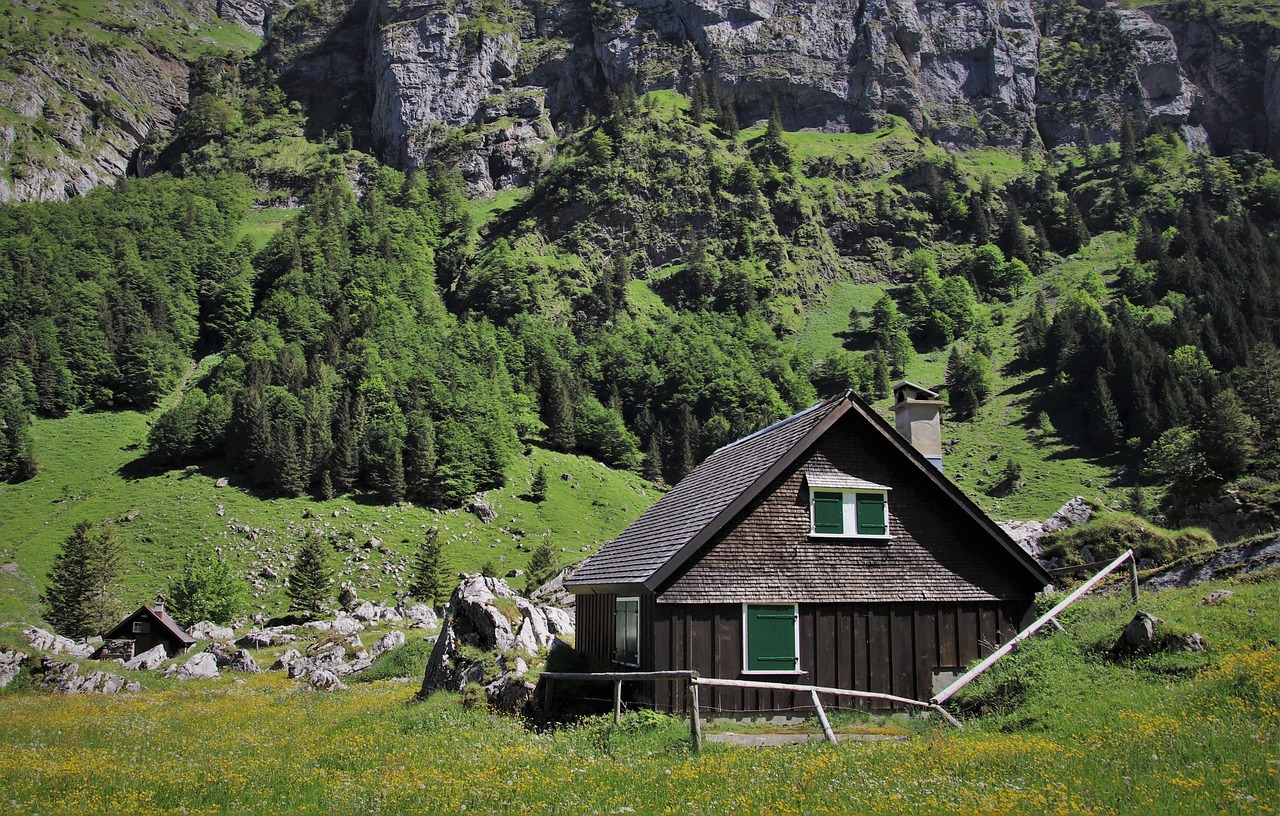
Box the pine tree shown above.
[167,544,247,626]
[43,521,124,638]
[1197,389,1256,480]
[667,403,698,483]
[530,464,548,502]
[526,540,557,594]
[1091,371,1123,452]
[542,370,576,452]
[642,425,664,483]
[0,382,37,483]
[1020,291,1050,362]
[286,534,332,616]
[407,527,451,607]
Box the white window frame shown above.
[741,602,803,676]
[808,488,892,539]
[614,596,640,668]
[132,620,150,634]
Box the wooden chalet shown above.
[99,605,196,661]
[564,388,1051,715]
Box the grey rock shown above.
[373,630,407,656]
[23,627,94,658]
[176,651,220,680]
[271,648,302,672]
[205,642,261,674]
[32,656,139,694]
[419,574,572,695]
[307,669,345,692]
[1121,610,1161,650]
[469,500,498,523]
[215,477,230,488]
[0,646,28,689]
[330,617,364,636]
[1200,590,1234,606]
[403,604,440,629]
[189,621,237,641]
[122,644,168,671]
[352,601,380,622]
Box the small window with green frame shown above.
[743,603,799,673]
[809,489,889,537]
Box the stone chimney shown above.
[892,381,943,472]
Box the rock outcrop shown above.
[122,644,169,671]
[0,646,27,690]
[419,574,574,709]
[1000,496,1095,567]
[31,656,141,694]
[23,627,95,658]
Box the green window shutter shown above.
[856,493,888,536]
[812,492,843,534]
[746,605,797,672]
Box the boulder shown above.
[122,644,168,671]
[419,574,573,696]
[469,500,498,523]
[176,651,220,680]
[338,585,359,611]
[999,497,1094,565]
[352,601,380,623]
[205,642,260,674]
[308,669,345,692]
[403,605,440,629]
[330,617,364,636]
[1113,611,1209,655]
[189,621,236,641]
[373,630,406,656]
[0,646,28,689]
[24,627,94,658]
[542,606,575,637]
[1200,590,1235,606]
[31,656,140,694]
[271,648,302,672]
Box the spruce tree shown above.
[286,534,332,616]
[526,540,557,594]
[1197,389,1255,480]
[1091,371,1123,452]
[530,465,548,502]
[408,527,451,607]
[542,371,576,452]
[43,521,124,638]
[0,383,37,483]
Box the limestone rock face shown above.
[31,656,141,694]
[23,627,95,658]
[0,646,28,689]
[122,644,169,671]
[418,574,571,698]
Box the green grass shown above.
[0,400,660,629]
[234,207,295,250]
[792,279,889,361]
[0,578,1273,814]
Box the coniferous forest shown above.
[1,29,1279,536]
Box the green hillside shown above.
[0,393,658,628]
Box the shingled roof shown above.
[566,390,1051,594]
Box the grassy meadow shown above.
[0,398,659,629]
[0,577,1275,814]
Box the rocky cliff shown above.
[0,0,264,203]
[341,0,1258,192]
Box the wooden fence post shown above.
[613,679,623,724]
[1129,554,1139,604]
[689,681,703,753]
[810,690,837,744]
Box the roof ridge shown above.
[713,390,848,455]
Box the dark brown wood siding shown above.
[638,599,1032,714]
[574,593,616,666]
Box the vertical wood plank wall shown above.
[635,599,1032,714]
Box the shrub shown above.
[1040,512,1214,567]
[356,638,435,683]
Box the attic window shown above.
[614,597,639,667]
[132,620,151,634]
[809,489,890,538]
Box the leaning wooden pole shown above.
[931,549,1136,707]
[689,681,703,753]
[810,690,838,744]
[1129,556,1140,604]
